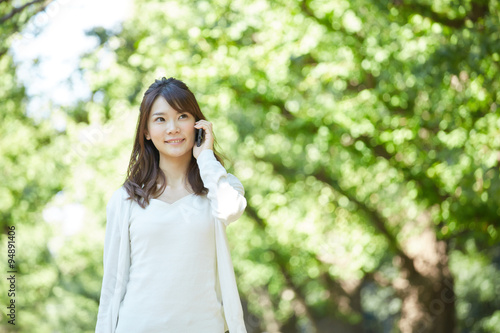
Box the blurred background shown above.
[1,0,499,332]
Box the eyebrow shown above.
[151,110,187,117]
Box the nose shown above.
[165,119,179,134]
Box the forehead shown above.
[150,96,180,116]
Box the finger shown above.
[194,120,211,127]
[194,122,213,134]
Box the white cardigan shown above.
[95,149,248,333]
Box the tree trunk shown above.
[397,227,456,333]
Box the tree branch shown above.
[256,154,424,283]
[394,0,490,28]
[0,0,46,24]
[356,134,450,204]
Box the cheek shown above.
[148,125,160,138]
[182,123,195,137]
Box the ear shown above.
[145,130,151,140]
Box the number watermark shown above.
[6,226,16,325]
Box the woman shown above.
[95,77,248,333]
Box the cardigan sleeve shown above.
[197,149,247,226]
[95,187,132,333]
[199,150,248,332]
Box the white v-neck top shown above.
[115,192,224,332]
[95,149,248,333]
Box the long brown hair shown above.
[123,77,224,209]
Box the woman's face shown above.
[145,96,196,160]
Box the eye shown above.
[179,113,189,119]
[155,117,165,122]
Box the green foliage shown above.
[450,243,500,332]
[0,50,76,331]
[1,0,500,332]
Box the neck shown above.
[158,153,192,189]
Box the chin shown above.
[160,150,192,159]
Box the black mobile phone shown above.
[195,128,204,147]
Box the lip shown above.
[165,138,185,144]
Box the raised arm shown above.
[196,149,247,226]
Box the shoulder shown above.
[107,186,131,210]
[105,186,134,231]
